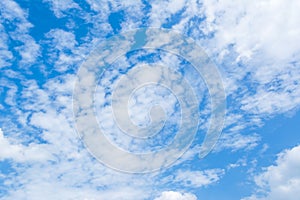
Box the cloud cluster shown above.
[244,145,300,200]
[1,0,300,199]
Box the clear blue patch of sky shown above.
[162,7,186,29]
[108,10,125,34]
[255,109,300,167]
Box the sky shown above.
[0,0,300,199]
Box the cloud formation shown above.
[244,145,300,200]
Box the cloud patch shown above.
[155,191,197,200]
[244,145,300,200]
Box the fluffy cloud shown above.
[201,0,300,113]
[0,128,52,162]
[195,0,300,63]
[244,145,300,200]
[155,191,197,200]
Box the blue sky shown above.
[1,0,300,199]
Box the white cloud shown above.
[0,0,29,24]
[149,0,187,27]
[240,63,300,115]
[155,191,197,200]
[174,169,224,188]
[0,1,229,199]
[0,0,40,67]
[0,24,13,68]
[226,157,247,170]
[86,0,144,32]
[150,0,300,111]
[152,0,300,153]
[15,36,40,65]
[200,0,300,118]
[44,29,86,72]
[200,0,300,62]
[0,128,52,162]
[45,29,78,51]
[43,0,80,18]
[244,145,300,200]
[0,74,157,199]
[0,49,223,199]
[2,0,300,199]
[215,132,261,152]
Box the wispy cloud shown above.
[154,191,197,200]
[0,0,40,68]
